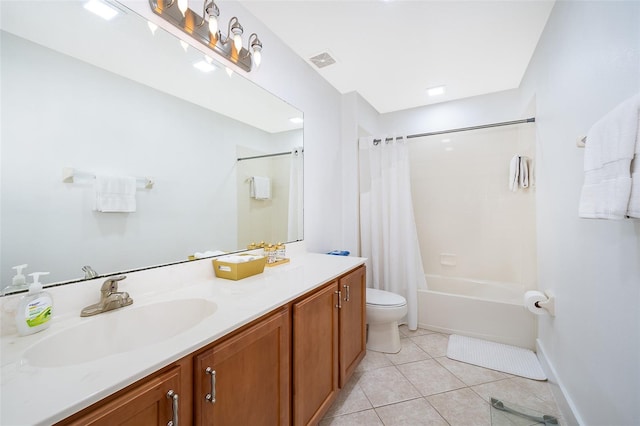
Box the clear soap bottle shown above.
[15,272,53,336]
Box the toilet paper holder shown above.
[524,290,555,317]
[535,291,555,316]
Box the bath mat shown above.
[446,334,547,380]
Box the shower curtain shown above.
[359,136,426,330]
[288,146,304,241]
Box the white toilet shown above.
[365,288,408,354]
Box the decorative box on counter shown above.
[212,254,267,280]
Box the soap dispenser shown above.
[3,264,29,295]
[15,272,53,336]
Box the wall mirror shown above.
[0,0,304,292]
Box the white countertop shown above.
[0,251,365,425]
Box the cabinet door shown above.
[339,265,367,387]
[292,281,340,426]
[194,308,290,426]
[58,366,182,426]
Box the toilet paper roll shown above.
[524,290,548,315]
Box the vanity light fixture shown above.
[149,0,263,72]
[84,0,119,20]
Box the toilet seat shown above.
[366,288,407,307]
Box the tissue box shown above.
[212,255,267,280]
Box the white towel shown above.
[94,175,136,212]
[579,94,640,219]
[519,156,530,189]
[628,113,640,218]
[509,155,520,192]
[250,176,271,200]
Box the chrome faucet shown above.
[80,275,133,317]
[82,265,98,279]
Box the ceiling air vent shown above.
[309,52,336,69]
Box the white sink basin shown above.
[23,298,217,368]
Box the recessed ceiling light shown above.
[441,138,451,143]
[289,117,304,124]
[427,86,446,97]
[84,0,118,20]
[193,60,216,73]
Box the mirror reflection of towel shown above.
[250,176,271,200]
[94,175,136,212]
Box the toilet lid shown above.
[366,288,407,307]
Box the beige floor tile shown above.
[427,388,491,426]
[472,377,560,418]
[410,333,450,357]
[384,338,432,365]
[323,373,372,418]
[375,398,449,426]
[356,350,394,373]
[398,325,436,338]
[358,366,421,407]
[397,359,466,396]
[435,356,510,386]
[319,409,383,426]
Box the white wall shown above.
[518,2,640,424]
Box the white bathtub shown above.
[417,275,537,350]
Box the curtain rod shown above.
[373,117,536,144]
[237,149,303,162]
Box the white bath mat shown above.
[446,335,547,381]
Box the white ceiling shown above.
[240,0,555,114]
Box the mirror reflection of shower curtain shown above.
[359,136,426,330]
[288,146,304,241]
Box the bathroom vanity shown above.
[0,252,365,425]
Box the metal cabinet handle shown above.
[205,367,216,404]
[166,390,179,426]
[343,284,350,302]
[335,290,342,309]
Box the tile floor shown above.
[320,326,563,426]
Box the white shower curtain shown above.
[288,146,304,241]
[359,136,426,330]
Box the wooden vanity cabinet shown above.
[56,357,192,426]
[56,264,364,426]
[194,308,291,425]
[292,265,366,425]
[338,265,366,387]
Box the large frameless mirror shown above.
[0,0,303,292]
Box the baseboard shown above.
[535,338,583,425]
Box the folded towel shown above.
[250,176,271,200]
[627,112,640,218]
[94,175,136,212]
[519,156,530,189]
[579,94,640,219]
[509,155,520,192]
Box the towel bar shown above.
[62,167,154,189]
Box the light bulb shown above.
[252,50,262,67]
[233,33,242,52]
[208,15,218,35]
[147,21,158,35]
[177,0,188,16]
